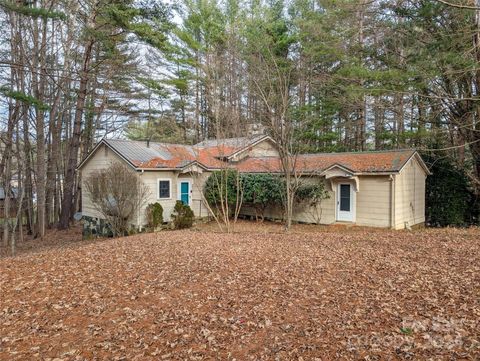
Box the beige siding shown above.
[355,176,392,228]
[81,144,211,226]
[178,171,211,219]
[292,191,336,224]
[138,170,211,224]
[138,170,177,224]
[394,156,426,229]
[81,144,127,219]
[240,175,393,228]
[232,139,279,161]
[248,139,278,157]
[240,160,426,229]
[239,176,336,224]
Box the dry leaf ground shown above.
[1,222,479,360]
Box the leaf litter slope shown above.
[0,227,479,360]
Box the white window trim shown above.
[157,178,172,200]
[177,179,192,206]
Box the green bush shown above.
[171,201,194,229]
[241,174,285,220]
[203,169,241,211]
[128,227,139,236]
[295,181,330,206]
[146,202,164,229]
[203,172,331,221]
[204,171,287,220]
[423,153,478,226]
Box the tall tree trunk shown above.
[394,93,405,148]
[374,96,384,149]
[2,10,21,245]
[22,106,35,235]
[2,103,17,246]
[58,39,94,229]
[356,0,367,151]
[45,103,61,227]
[470,0,480,191]
[31,13,49,238]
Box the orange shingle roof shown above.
[136,145,226,169]
[102,138,263,170]
[234,150,416,174]
[92,139,418,174]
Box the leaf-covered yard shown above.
[1,224,479,360]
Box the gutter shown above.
[136,165,223,172]
[235,170,400,176]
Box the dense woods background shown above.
[1,0,480,242]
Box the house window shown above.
[158,180,171,199]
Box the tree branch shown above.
[436,0,480,10]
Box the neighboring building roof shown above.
[195,135,268,158]
[234,149,426,174]
[195,135,266,149]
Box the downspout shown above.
[137,169,144,230]
[413,165,416,223]
[390,174,396,229]
[173,172,180,222]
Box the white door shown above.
[337,183,354,222]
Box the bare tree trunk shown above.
[394,93,405,148]
[46,115,60,226]
[11,121,25,256]
[470,0,480,192]
[2,10,21,246]
[357,101,367,151]
[195,49,201,142]
[356,1,367,151]
[2,113,15,246]
[58,39,95,229]
[22,106,35,235]
[31,14,49,238]
[374,96,384,149]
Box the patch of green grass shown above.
[400,327,413,335]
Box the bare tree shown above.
[84,162,150,237]
[202,168,244,233]
[58,2,97,230]
[9,118,26,256]
[249,48,301,231]
[187,138,247,233]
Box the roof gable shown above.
[399,152,432,175]
[77,139,138,170]
[194,135,274,160]
[321,164,355,178]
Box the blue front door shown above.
[180,182,190,205]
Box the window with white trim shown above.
[158,180,171,199]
